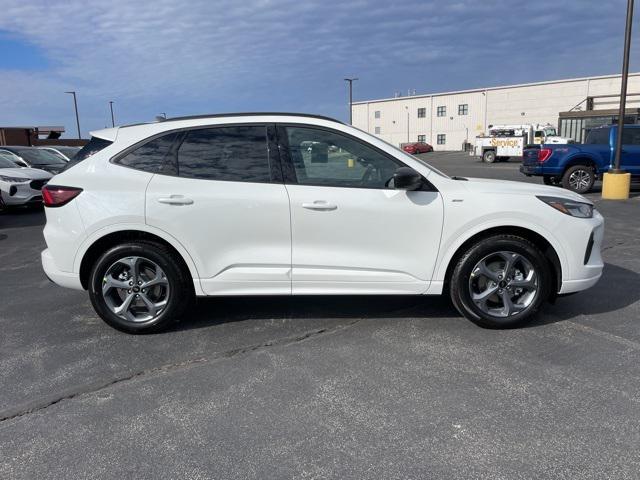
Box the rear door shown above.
[278,124,443,295]
[144,124,292,295]
[621,127,640,175]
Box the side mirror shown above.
[393,167,423,191]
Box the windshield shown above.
[0,156,18,168]
[54,146,81,159]
[14,148,66,166]
[544,128,557,136]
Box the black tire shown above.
[88,240,193,334]
[482,150,496,163]
[543,176,559,186]
[561,164,595,194]
[449,234,552,329]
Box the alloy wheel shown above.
[468,251,538,318]
[102,256,170,323]
[568,169,591,191]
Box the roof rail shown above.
[121,112,344,129]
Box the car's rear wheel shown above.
[449,235,551,328]
[483,150,496,163]
[562,164,595,194]
[88,241,193,333]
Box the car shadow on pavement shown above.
[172,294,460,332]
[526,262,640,327]
[0,208,46,229]
[175,262,640,332]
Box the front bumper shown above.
[1,182,44,206]
[41,248,83,290]
[557,212,605,294]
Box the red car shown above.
[402,142,433,154]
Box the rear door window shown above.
[176,125,271,183]
[585,128,610,145]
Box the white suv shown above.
[41,113,604,333]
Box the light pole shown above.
[405,106,410,143]
[64,91,81,139]
[344,78,358,124]
[109,101,115,127]
[603,0,634,200]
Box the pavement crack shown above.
[564,320,640,351]
[0,319,360,424]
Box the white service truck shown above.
[472,123,571,163]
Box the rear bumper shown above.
[41,248,84,290]
[519,164,542,176]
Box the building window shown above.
[458,104,468,115]
[437,106,446,117]
[417,108,426,118]
[437,134,446,145]
[417,135,426,142]
[374,126,381,135]
[374,110,381,119]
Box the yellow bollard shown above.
[602,171,631,200]
[347,158,355,168]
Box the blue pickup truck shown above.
[520,124,640,193]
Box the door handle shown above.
[157,195,194,206]
[302,201,337,211]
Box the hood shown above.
[461,177,591,203]
[0,167,53,180]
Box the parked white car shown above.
[41,113,604,333]
[0,153,52,206]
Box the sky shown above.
[0,0,638,138]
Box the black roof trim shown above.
[120,112,344,129]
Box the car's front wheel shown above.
[449,235,552,328]
[88,241,193,333]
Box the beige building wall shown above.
[352,73,640,151]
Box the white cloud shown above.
[0,0,637,135]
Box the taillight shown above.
[42,185,83,207]
[538,148,552,163]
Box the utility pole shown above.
[65,91,81,139]
[109,101,115,127]
[344,78,358,124]
[603,0,634,200]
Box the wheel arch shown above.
[563,155,599,174]
[77,227,200,291]
[441,225,563,296]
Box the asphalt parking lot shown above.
[1,153,639,479]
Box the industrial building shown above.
[352,72,640,151]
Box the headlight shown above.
[537,195,594,218]
[0,175,28,183]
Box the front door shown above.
[621,127,640,175]
[278,125,444,295]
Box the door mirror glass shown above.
[393,167,422,190]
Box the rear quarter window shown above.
[65,137,113,170]
[113,133,178,174]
